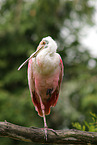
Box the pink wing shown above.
[28,57,64,117]
[28,59,35,95]
[28,59,41,113]
[44,57,64,115]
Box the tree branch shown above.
[0,121,97,144]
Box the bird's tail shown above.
[32,89,59,117]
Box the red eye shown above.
[42,41,46,45]
[40,41,46,45]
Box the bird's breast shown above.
[31,52,61,102]
[33,68,60,102]
[35,53,60,75]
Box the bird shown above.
[18,36,63,140]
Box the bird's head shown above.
[18,36,57,70]
[37,36,57,54]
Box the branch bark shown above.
[0,121,97,144]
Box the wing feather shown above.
[28,57,64,117]
[43,56,64,115]
[28,59,43,116]
[28,59,35,96]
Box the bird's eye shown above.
[40,40,49,46]
[40,41,46,45]
[42,41,46,45]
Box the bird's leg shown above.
[38,95,48,140]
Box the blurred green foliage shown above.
[0,0,97,144]
[73,112,97,132]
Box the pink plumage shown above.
[27,36,63,139]
[18,36,63,139]
[28,56,63,116]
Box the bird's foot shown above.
[44,126,48,141]
[47,128,58,136]
[42,127,58,141]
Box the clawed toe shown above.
[47,128,58,136]
[41,127,57,141]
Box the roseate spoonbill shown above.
[18,36,63,140]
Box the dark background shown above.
[0,0,97,144]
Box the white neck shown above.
[34,36,58,74]
[35,49,56,75]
